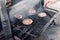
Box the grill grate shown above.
[13,10,57,40]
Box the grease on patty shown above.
[22,19,33,25]
[38,12,47,17]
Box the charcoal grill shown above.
[10,0,58,40]
[0,0,59,40]
[12,9,58,40]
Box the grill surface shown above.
[12,10,57,40]
[0,0,58,40]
